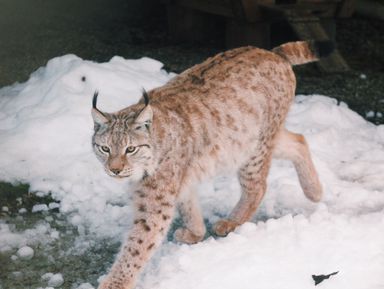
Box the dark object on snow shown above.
[312,271,339,286]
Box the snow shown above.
[32,204,49,212]
[0,54,384,289]
[367,111,375,118]
[141,209,384,289]
[76,283,95,289]
[41,272,64,287]
[0,54,172,238]
[47,273,64,287]
[0,221,59,253]
[41,273,54,281]
[16,245,34,260]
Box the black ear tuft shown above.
[93,91,99,109]
[313,40,335,59]
[142,89,150,106]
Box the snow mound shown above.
[0,55,173,237]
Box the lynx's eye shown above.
[100,145,110,153]
[125,146,137,154]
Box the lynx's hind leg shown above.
[273,128,323,202]
[174,188,206,244]
[213,145,273,236]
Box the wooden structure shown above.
[163,0,355,72]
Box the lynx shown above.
[92,41,331,289]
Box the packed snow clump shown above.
[0,54,384,289]
[41,272,64,287]
[47,273,64,287]
[16,246,34,260]
[75,283,94,289]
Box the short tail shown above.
[272,40,334,66]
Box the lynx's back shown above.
[145,46,296,178]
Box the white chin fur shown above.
[129,169,146,182]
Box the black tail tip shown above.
[313,40,335,59]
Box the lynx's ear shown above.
[91,91,109,127]
[134,105,153,131]
[141,88,150,106]
[134,89,152,131]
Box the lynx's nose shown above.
[110,168,121,175]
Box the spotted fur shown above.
[92,41,327,289]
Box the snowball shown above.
[45,216,54,222]
[47,273,64,287]
[366,111,375,118]
[16,246,34,260]
[11,271,23,280]
[18,208,27,214]
[32,204,49,213]
[48,202,60,210]
[41,273,54,281]
[50,231,59,239]
[76,283,94,289]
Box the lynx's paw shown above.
[213,219,239,236]
[174,228,204,244]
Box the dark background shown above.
[0,0,383,123]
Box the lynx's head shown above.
[91,91,155,181]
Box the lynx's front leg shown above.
[98,177,178,289]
